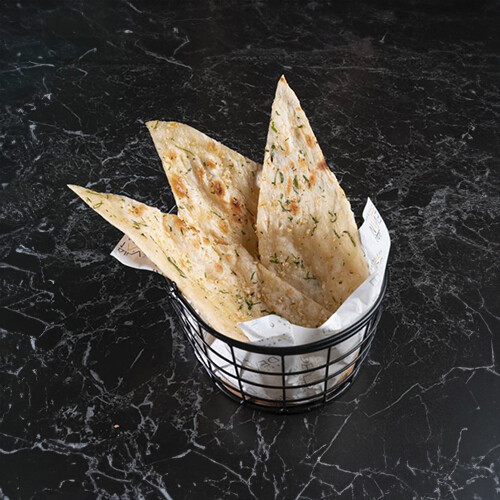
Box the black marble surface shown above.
[1,1,500,498]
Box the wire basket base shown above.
[169,269,388,414]
[210,364,358,414]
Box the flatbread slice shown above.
[146,121,261,257]
[256,76,369,313]
[69,186,329,341]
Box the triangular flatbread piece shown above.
[69,186,329,341]
[256,76,369,313]
[146,121,261,257]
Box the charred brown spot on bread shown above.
[231,196,242,211]
[231,211,246,225]
[283,141,290,155]
[166,216,187,236]
[218,219,230,234]
[171,174,187,198]
[129,204,146,217]
[206,158,217,170]
[214,262,223,274]
[191,238,201,249]
[310,171,316,186]
[305,135,315,148]
[285,288,294,297]
[168,150,177,161]
[286,176,292,196]
[196,166,205,181]
[289,200,300,215]
[207,140,217,153]
[298,156,307,169]
[172,217,186,230]
[317,159,329,171]
[211,179,226,197]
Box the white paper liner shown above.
[111,198,390,402]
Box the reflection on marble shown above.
[1,0,499,498]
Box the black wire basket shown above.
[166,267,388,414]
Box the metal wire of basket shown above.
[166,266,388,414]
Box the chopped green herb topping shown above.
[260,309,274,315]
[167,257,186,278]
[270,121,278,133]
[311,215,319,235]
[291,254,304,268]
[328,211,338,223]
[278,200,290,212]
[343,230,356,247]
[269,252,280,264]
[245,299,261,311]
[168,138,195,157]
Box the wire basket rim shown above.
[167,266,388,356]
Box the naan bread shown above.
[146,121,261,257]
[69,186,329,341]
[256,76,369,313]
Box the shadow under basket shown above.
[166,270,388,414]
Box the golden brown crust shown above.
[170,174,187,198]
[317,159,329,171]
[210,179,226,197]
